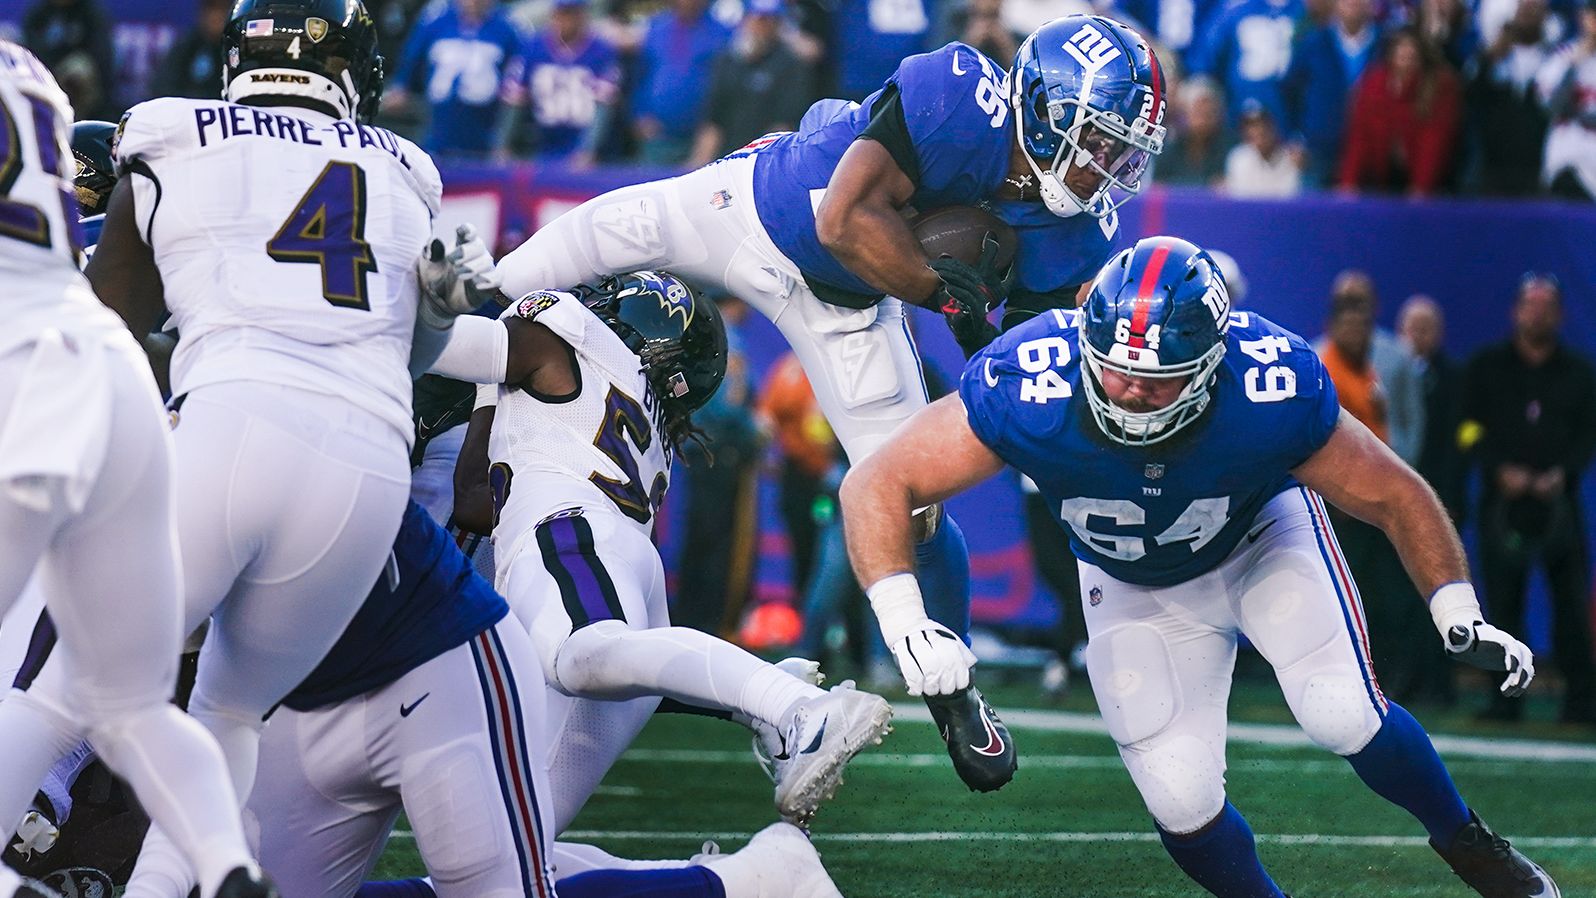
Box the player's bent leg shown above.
[400,623,557,898]
[248,703,399,898]
[29,344,261,898]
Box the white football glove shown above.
[1445,622,1535,698]
[1431,582,1535,697]
[417,224,502,324]
[867,573,978,697]
[888,619,979,697]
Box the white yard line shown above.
[887,704,1596,764]
[387,829,1596,850]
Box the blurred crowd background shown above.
[3,0,1594,726]
[7,0,1596,198]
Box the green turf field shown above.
[371,680,1596,897]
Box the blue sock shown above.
[557,867,727,898]
[1158,802,1284,898]
[916,514,971,642]
[1344,702,1471,846]
[356,879,435,898]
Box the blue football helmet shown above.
[1079,236,1232,445]
[1011,15,1168,219]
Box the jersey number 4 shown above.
[267,160,378,310]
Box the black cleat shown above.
[1433,810,1561,898]
[212,867,280,898]
[39,868,113,898]
[924,686,1016,792]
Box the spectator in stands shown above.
[1536,0,1596,199]
[1285,0,1383,186]
[386,0,523,158]
[820,0,931,101]
[150,0,229,101]
[1315,283,1435,706]
[1461,274,1596,726]
[1321,271,1425,466]
[946,0,1020,63]
[498,0,620,166]
[633,0,732,165]
[1416,0,1480,70]
[758,353,837,602]
[1157,76,1231,186]
[1118,0,1227,68]
[23,0,114,118]
[1340,28,1463,194]
[674,296,763,635]
[1189,0,1304,125]
[1465,0,1558,194]
[688,0,814,165]
[1224,100,1305,196]
[1399,295,1466,520]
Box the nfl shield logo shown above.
[1144,463,1165,480]
[305,17,329,42]
[710,189,733,210]
[1089,585,1103,606]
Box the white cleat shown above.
[701,822,845,898]
[772,681,892,826]
[753,658,825,782]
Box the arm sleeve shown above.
[428,315,512,383]
[857,82,921,184]
[1280,339,1344,467]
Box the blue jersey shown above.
[751,43,1011,295]
[1188,0,1303,125]
[285,501,509,712]
[505,30,620,160]
[830,0,931,100]
[991,199,1119,296]
[634,11,732,140]
[961,308,1341,587]
[395,8,523,155]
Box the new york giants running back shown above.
[0,40,268,898]
[843,236,1560,898]
[439,273,892,830]
[492,13,1167,793]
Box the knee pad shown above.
[1085,624,1179,746]
[403,742,512,885]
[584,190,679,272]
[800,302,906,411]
[1120,733,1228,835]
[548,619,629,697]
[1288,670,1383,755]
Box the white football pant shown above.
[1080,487,1387,835]
[495,152,930,464]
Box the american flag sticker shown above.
[244,19,275,37]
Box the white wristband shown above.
[867,572,929,646]
[1429,582,1484,638]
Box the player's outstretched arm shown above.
[84,178,167,337]
[816,140,942,305]
[1292,409,1535,695]
[840,393,1005,695]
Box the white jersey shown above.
[113,96,442,440]
[486,290,673,567]
[0,41,123,354]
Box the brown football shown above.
[909,205,1018,271]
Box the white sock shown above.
[554,622,824,727]
[553,840,692,875]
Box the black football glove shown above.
[929,232,1012,357]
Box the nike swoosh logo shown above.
[984,358,999,387]
[799,718,828,754]
[951,51,966,76]
[971,706,1006,757]
[400,693,430,717]
[1246,520,1277,544]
